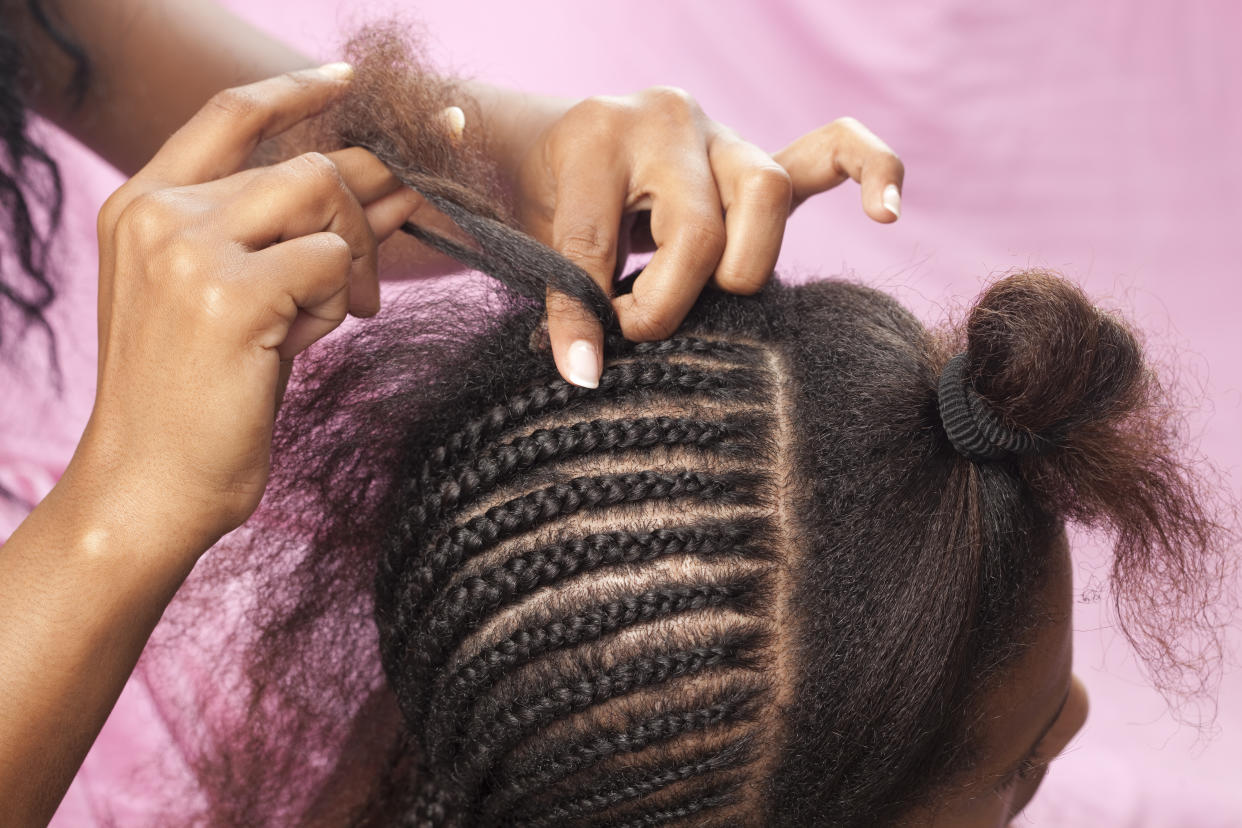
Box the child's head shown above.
[352,272,1203,826]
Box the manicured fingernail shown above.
[566,340,600,389]
[442,106,466,141]
[318,62,354,80]
[882,183,901,219]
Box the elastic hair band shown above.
[936,353,1052,463]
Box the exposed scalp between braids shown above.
[141,24,1235,828]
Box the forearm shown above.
[0,460,207,826]
[21,0,310,174]
[462,81,572,196]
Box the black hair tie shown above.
[937,353,1052,463]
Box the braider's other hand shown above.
[78,65,423,556]
[492,88,905,388]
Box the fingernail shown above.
[566,340,600,389]
[442,106,466,141]
[882,183,901,219]
[318,62,354,80]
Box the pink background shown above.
[0,0,1235,824]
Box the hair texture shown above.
[145,26,1233,828]
[0,0,89,363]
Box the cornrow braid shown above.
[625,335,765,363]
[486,687,763,818]
[410,523,767,754]
[425,579,759,763]
[412,360,764,487]
[451,635,762,815]
[381,469,760,675]
[472,639,752,752]
[372,335,790,827]
[603,787,741,828]
[411,413,760,531]
[515,738,754,826]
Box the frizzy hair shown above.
[142,26,1233,828]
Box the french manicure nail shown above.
[318,61,354,80]
[442,106,466,140]
[882,184,901,219]
[566,340,600,389]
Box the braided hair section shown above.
[374,336,790,826]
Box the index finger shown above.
[142,63,355,187]
[774,117,905,221]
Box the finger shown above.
[326,146,406,206]
[773,117,905,221]
[145,63,355,186]
[546,150,628,388]
[708,133,793,295]
[365,187,425,244]
[224,152,381,317]
[613,158,725,341]
[250,231,357,360]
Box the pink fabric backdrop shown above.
[2,0,1236,824]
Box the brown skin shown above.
[907,531,1091,827]
[0,2,903,823]
[482,87,906,383]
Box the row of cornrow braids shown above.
[331,69,795,822]
[372,336,789,827]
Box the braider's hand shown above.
[491,87,904,387]
[79,65,422,554]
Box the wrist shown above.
[44,449,226,584]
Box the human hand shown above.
[484,86,904,387]
[77,65,422,554]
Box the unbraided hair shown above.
[144,25,1232,828]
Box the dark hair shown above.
[145,28,1232,828]
[0,0,89,365]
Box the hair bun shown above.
[960,270,1144,452]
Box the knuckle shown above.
[321,232,354,266]
[205,86,263,122]
[279,68,316,90]
[830,115,863,134]
[97,187,132,238]
[273,152,349,207]
[292,151,343,186]
[642,85,698,116]
[556,224,617,270]
[117,191,180,246]
[622,306,678,342]
[551,99,623,150]
[678,217,727,262]
[740,164,794,207]
[716,263,770,296]
[569,95,623,123]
